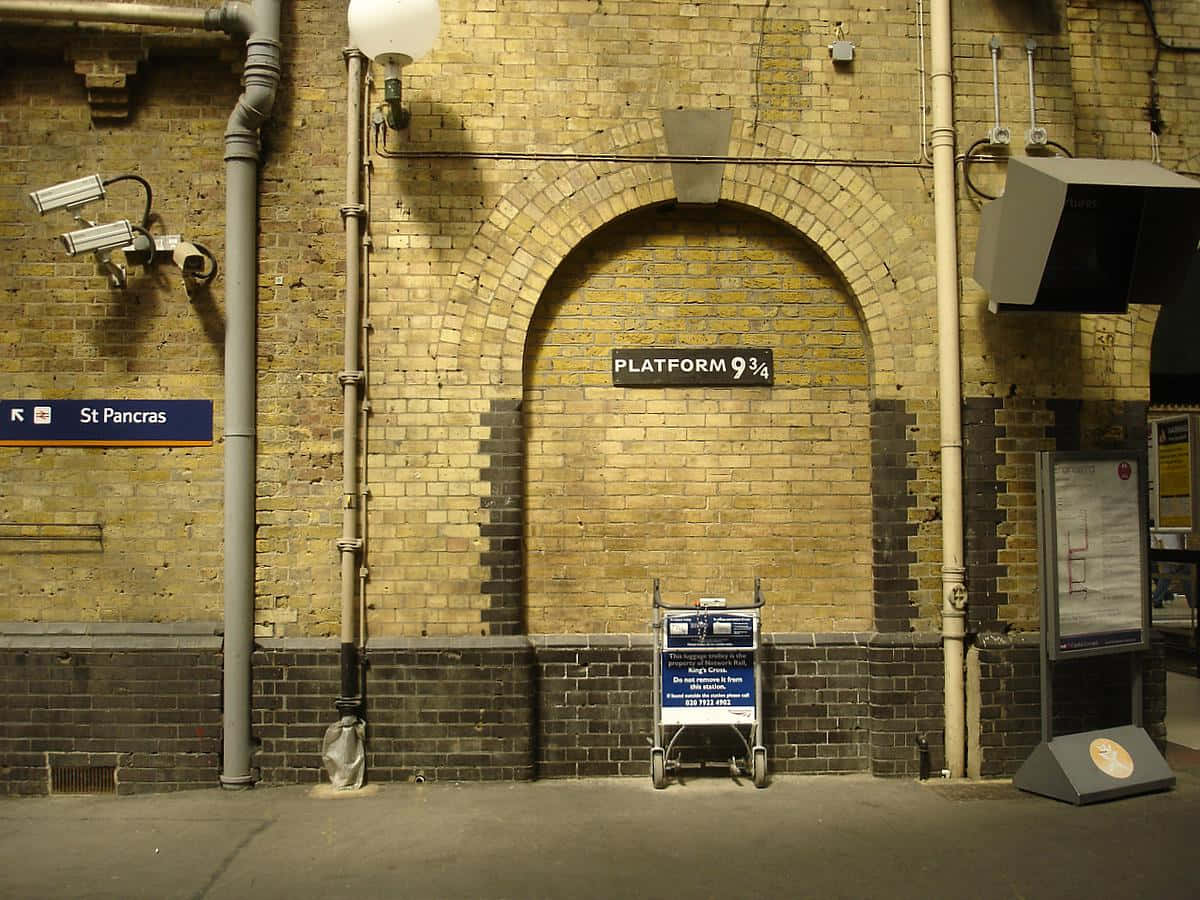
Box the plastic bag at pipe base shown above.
[321,716,366,790]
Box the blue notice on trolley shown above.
[661,650,755,725]
[663,611,756,650]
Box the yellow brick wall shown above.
[1,1,1196,638]
[523,204,872,633]
[0,18,347,634]
[0,54,230,625]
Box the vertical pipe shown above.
[358,79,375,654]
[1026,44,1038,136]
[337,49,368,718]
[0,0,281,790]
[220,153,258,788]
[221,0,282,789]
[930,0,968,779]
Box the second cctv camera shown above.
[30,174,106,215]
[59,220,135,257]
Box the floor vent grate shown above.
[50,765,116,795]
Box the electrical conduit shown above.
[338,50,368,722]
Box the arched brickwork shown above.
[463,119,943,636]
[436,118,936,399]
[1133,304,1160,393]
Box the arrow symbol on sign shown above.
[10,409,23,422]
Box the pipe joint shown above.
[337,538,364,553]
[343,47,368,63]
[225,39,281,146]
[211,1,253,35]
[335,697,362,717]
[219,773,255,790]
[339,370,365,386]
[340,204,367,222]
[929,126,956,149]
[243,38,283,75]
[223,129,262,163]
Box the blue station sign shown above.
[0,400,213,447]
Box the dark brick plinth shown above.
[0,647,221,796]
[975,634,1167,778]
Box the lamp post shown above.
[322,0,440,787]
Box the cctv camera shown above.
[173,241,206,273]
[59,220,135,257]
[29,174,106,215]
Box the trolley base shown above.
[650,725,767,789]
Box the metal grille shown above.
[50,765,116,795]
[923,780,1027,801]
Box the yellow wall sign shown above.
[1154,416,1195,531]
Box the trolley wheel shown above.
[752,747,767,789]
[651,748,667,790]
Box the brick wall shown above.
[974,635,1168,779]
[0,627,221,796]
[534,634,943,780]
[960,397,1150,633]
[3,628,1171,790]
[535,637,653,778]
[4,1,1191,640]
[0,0,1194,791]
[870,400,921,632]
[0,17,344,636]
[524,204,873,634]
[254,639,536,784]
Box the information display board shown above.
[1037,452,1150,659]
[1019,453,1172,805]
[1152,415,1197,532]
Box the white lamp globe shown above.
[348,0,441,66]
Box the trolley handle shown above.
[652,577,765,610]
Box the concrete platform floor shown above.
[2,768,1198,900]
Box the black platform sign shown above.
[612,348,773,387]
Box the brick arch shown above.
[1134,304,1160,388]
[437,120,935,397]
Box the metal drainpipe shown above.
[219,0,281,789]
[929,0,968,779]
[0,0,281,790]
[0,1,214,27]
[338,49,368,721]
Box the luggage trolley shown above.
[650,577,767,789]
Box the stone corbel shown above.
[65,36,150,122]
